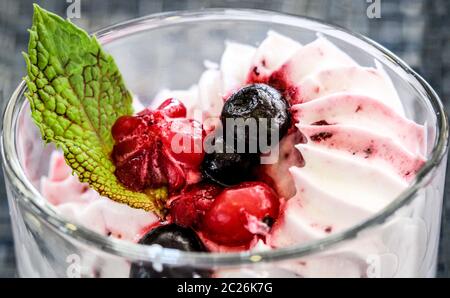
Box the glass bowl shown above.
[1,9,448,278]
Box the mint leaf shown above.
[23,4,167,214]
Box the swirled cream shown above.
[251,34,426,248]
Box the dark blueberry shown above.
[129,224,210,278]
[221,83,290,153]
[138,224,206,251]
[201,136,259,186]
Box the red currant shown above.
[201,182,279,246]
[157,98,187,118]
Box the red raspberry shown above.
[114,153,150,191]
[111,99,205,192]
[111,115,147,141]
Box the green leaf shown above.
[23,4,167,214]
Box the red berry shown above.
[170,183,222,228]
[111,130,156,166]
[157,98,187,118]
[114,153,150,191]
[201,182,279,246]
[161,119,205,168]
[111,115,147,141]
[159,152,186,190]
[111,99,202,192]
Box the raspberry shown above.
[111,99,205,192]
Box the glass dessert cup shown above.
[1,9,448,278]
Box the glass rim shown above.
[1,8,448,267]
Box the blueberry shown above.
[201,136,258,186]
[221,84,290,152]
[129,224,210,278]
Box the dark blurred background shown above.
[0,0,449,277]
